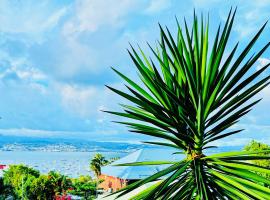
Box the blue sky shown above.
[0,0,269,146]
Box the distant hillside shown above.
[0,135,147,152]
[0,135,243,152]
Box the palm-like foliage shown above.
[48,171,72,195]
[90,153,109,178]
[106,8,270,199]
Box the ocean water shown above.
[0,146,242,178]
[0,151,127,177]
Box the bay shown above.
[0,151,127,177]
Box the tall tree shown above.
[90,153,109,178]
[107,8,270,199]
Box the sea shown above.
[0,151,128,177]
[0,146,242,178]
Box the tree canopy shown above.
[0,165,97,200]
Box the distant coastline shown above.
[0,135,244,153]
[0,143,140,152]
[0,135,146,152]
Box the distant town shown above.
[0,135,146,152]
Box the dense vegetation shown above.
[0,153,116,199]
[108,8,270,199]
[68,175,97,200]
[0,165,98,200]
[244,140,270,181]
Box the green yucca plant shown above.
[106,8,270,199]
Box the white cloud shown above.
[228,1,269,39]
[145,0,171,14]
[257,57,270,71]
[0,1,67,35]
[0,128,58,137]
[245,115,258,124]
[40,7,68,31]
[207,121,270,147]
[261,84,270,102]
[192,0,220,8]
[54,36,98,77]
[0,128,121,138]
[191,0,270,39]
[0,56,47,82]
[251,0,270,7]
[16,68,46,81]
[56,83,120,119]
[63,0,139,36]
[210,137,253,147]
[2,127,268,144]
[233,123,270,133]
[234,15,267,39]
[59,0,174,78]
[210,137,270,147]
[58,84,99,117]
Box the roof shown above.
[101,148,184,180]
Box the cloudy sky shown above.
[0,0,269,146]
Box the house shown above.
[99,148,183,192]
